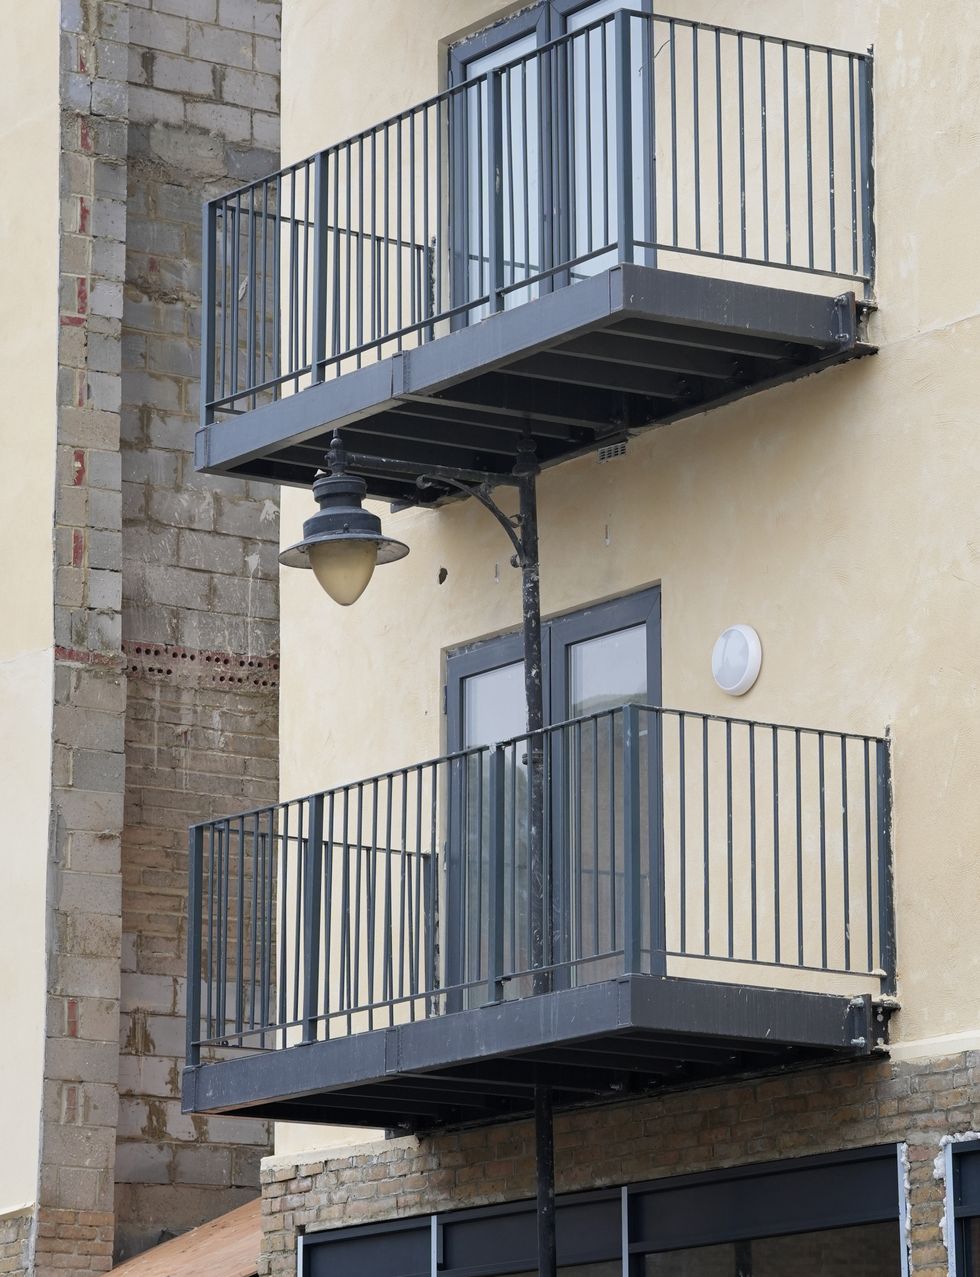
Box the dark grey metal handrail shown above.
[185,703,895,1068]
[199,10,875,425]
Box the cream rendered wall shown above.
[0,1,60,1213]
[276,0,980,1156]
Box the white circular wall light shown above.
[711,624,763,696]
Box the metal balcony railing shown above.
[201,10,874,424]
[185,705,894,1065]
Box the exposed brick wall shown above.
[116,0,281,1261]
[0,1211,33,1277]
[259,1053,980,1277]
[37,0,132,1271]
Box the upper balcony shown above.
[182,704,895,1129]
[195,10,876,502]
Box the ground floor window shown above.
[300,1145,906,1276]
[951,1140,980,1276]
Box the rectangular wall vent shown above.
[597,441,628,463]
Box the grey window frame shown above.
[298,1144,904,1276]
[950,1139,980,1277]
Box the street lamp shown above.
[279,428,556,1277]
[278,434,409,605]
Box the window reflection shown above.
[643,1220,901,1276]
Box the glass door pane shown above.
[565,1,653,277]
[562,622,648,982]
[461,33,543,321]
[459,660,527,1005]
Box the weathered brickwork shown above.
[115,654,277,1259]
[38,0,132,1270]
[259,1053,980,1277]
[0,1211,33,1277]
[116,0,281,1260]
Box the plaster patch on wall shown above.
[933,1131,980,1268]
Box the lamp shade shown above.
[279,466,409,603]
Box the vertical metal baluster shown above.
[827,50,837,275]
[641,13,657,262]
[339,788,351,1026]
[567,35,577,270]
[649,708,667,976]
[505,67,515,297]
[678,714,687,955]
[521,63,531,287]
[614,10,634,264]
[435,100,444,321]
[591,717,600,950]
[219,823,228,1038]
[475,751,485,980]
[206,824,215,1040]
[864,739,874,973]
[311,150,331,378]
[187,826,204,1067]
[725,720,733,958]
[398,771,409,1014]
[273,175,282,396]
[669,19,678,246]
[487,745,506,1004]
[383,124,390,346]
[278,805,289,1048]
[302,163,310,378]
[288,169,297,388]
[201,202,217,425]
[357,136,365,362]
[805,47,815,270]
[354,783,364,1024]
[235,817,245,1037]
[772,728,781,965]
[231,194,241,398]
[849,56,859,277]
[292,801,305,1029]
[737,32,746,260]
[715,28,723,257]
[218,201,228,404]
[370,131,378,348]
[341,143,351,363]
[323,792,334,1039]
[368,780,379,1026]
[260,180,269,393]
[601,25,610,250]
[395,118,403,346]
[623,705,642,974]
[422,105,430,338]
[412,769,424,1013]
[302,795,324,1043]
[509,745,518,972]
[692,25,701,251]
[475,82,485,304]
[584,32,594,257]
[246,183,257,404]
[749,723,757,961]
[409,112,417,333]
[487,68,504,312]
[250,812,259,1031]
[818,732,828,969]
[383,776,395,1020]
[782,41,792,266]
[841,736,851,971]
[702,716,710,955]
[574,720,583,966]
[795,729,804,967]
[262,809,274,1043]
[607,713,617,949]
[426,765,438,1002]
[760,38,770,263]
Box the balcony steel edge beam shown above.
[181,975,874,1117]
[195,265,866,483]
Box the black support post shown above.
[517,457,548,994]
[535,1083,557,1277]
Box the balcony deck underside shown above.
[196,264,874,502]
[182,974,879,1131]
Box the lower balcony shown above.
[182,705,896,1130]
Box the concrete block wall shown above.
[115,0,281,1262]
[36,1,133,1271]
[260,1053,980,1277]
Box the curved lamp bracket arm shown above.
[415,474,526,565]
